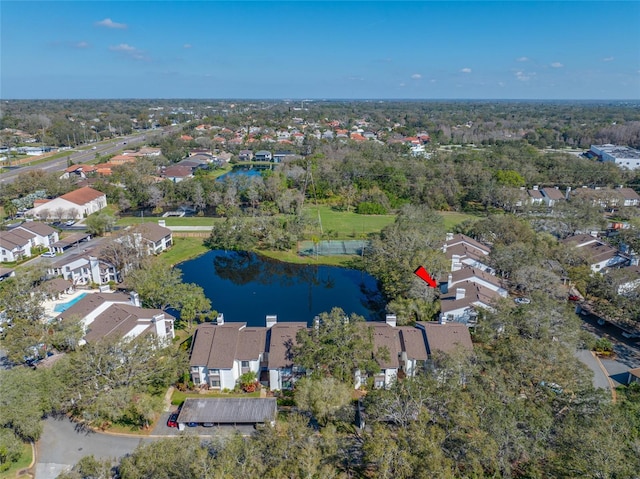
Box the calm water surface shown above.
[177,250,383,326]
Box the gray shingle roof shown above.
[177,398,276,424]
[267,322,307,369]
[417,322,473,354]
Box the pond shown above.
[177,250,383,326]
[216,167,264,182]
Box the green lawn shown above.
[440,211,479,230]
[0,443,32,479]
[257,248,357,267]
[117,216,222,227]
[302,205,395,239]
[157,237,209,267]
[302,206,478,237]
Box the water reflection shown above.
[177,250,384,326]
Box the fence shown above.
[298,240,369,257]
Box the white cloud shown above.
[516,56,529,62]
[399,82,406,87]
[95,18,127,29]
[498,81,505,87]
[411,73,422,80]
[550,62,564,68]
[602,56,614,62]
[515,70,535,82]
[183,44,192,49]
[110,43,135,52]
[460,68,472,73]
[74,41,90,49]
[430,79,437,83]
[109,43,149,61]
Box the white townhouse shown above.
[30,186,107,220]
[13,222,59,249]
[47,249,118,286]
[0,231,32,262]
[190,318,267,390]
[57,291,175,343]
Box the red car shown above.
[568,294,580,301]
[167,413,178,428]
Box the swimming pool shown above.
[54,292,87,313]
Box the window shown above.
[241,360,249,368]
[210,380,220,388]
[210,369,219,375]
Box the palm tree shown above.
[3,200,17,220]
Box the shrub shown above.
[356,201,388,215]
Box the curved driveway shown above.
[35,413,251,478]
[35,417,152,479]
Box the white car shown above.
[64,220,75,226]
[41,251,56,258]
[514,297,531,305]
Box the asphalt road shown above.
[35,413,254,478]
[576,309,640,392]
[35,416,152,479]
[0,126,179,186]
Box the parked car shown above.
[41,251,56,258]
[568,294,580,301]
[64,220,75,226]
[621,331,640,340]
[186,422,198,427]
[514,297,531,305]
[167,413,178,428]
[202,422,214,427]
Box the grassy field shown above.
[116,216,222,227]
[257,248,358,267]
[302,206,478,237]
[114,206,477,234]
[114,208,478,267]
[157,237,209,267]
[0,443,32,479]
[302,205,396,238]
[440,211,478,230]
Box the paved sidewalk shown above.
[575,349,611,391]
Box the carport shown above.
[51,232,92,253]
[176,397,277,431]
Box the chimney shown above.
[455,288,466,300]
[439,315,447,325]
[565,186,572,199]
[451,255,462,272]
[385,314,397,327]
[158,219,166,227]
[445,232,454,241]
[152,313,166,337]
[447,273,453,290]
[266,315,277,328]
[130,291,140,307]
[216,313,224,325]
[533,185,539,191]
[314,316,320,330]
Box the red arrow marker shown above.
[414,266,437,288]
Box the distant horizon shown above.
[3,98,640,103]
[2,1,639,100]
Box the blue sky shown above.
[1,1,639,99]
